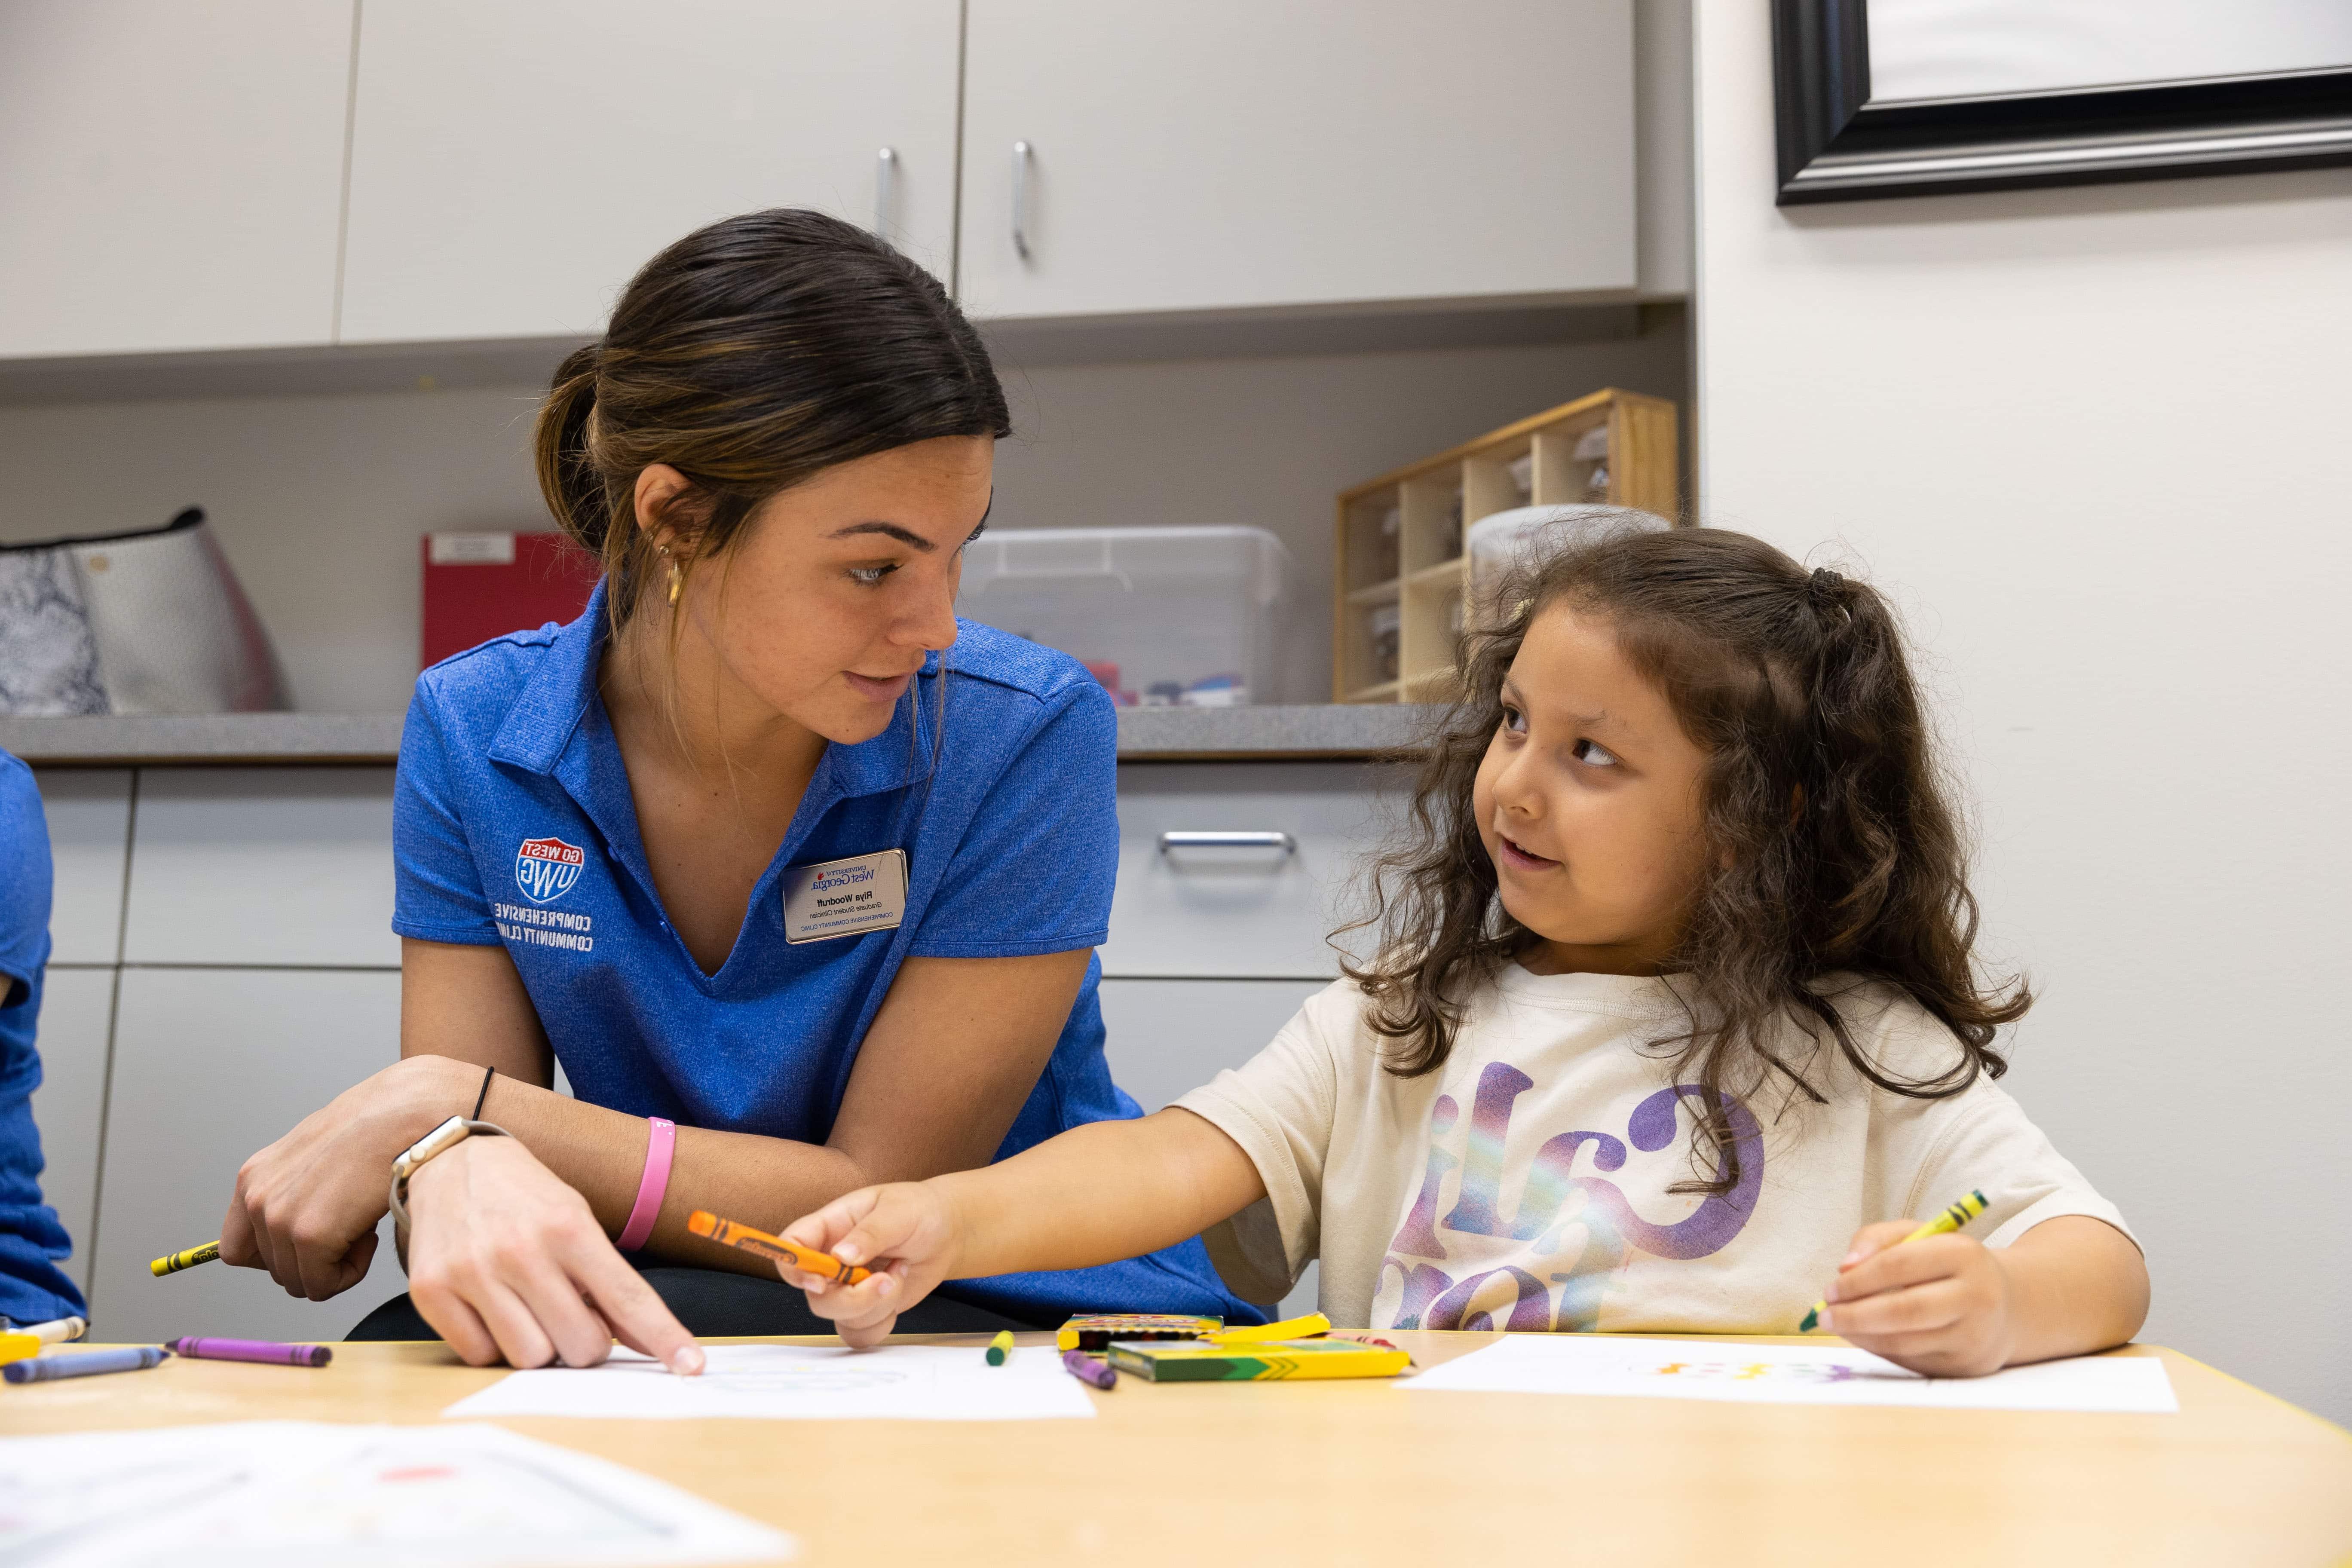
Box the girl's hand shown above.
[405,1134,704,1375]
[778,1182,961,1348]
[220,1055,481,1300]
[1816,1221,2017,1376]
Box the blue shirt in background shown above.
[392,585,1258,1326]
[0,750,91,1325]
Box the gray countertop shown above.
[0,704,1438,766]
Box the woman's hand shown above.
[405,1134,704,1373]
[1816,1222,2016,1376]
[220,1054,482,1300]
[779,1182,964,1348]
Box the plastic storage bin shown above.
[958,527,1292,706]
[1464,504,1668,620]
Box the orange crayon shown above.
[686,1209,872,1286]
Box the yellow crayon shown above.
[986,1330,1014,1366]
[151,1240,222,1277]
[1208,1311,1332,1345]
[1801,1189,1988,1333]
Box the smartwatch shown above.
[388,1114,511,1265]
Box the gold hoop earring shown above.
[667,558,683,606]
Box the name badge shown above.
[782,849,908,944]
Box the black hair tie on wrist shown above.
[471,1064,496,1121]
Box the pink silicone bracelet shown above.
[616,1117,675,1252]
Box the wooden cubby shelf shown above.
[1331,388,1679,703]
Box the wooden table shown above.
[5,1335,2348,1565]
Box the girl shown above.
[777,528,2149,1375]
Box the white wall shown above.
[0,323,1686,710]
[1694,6,2352,1423]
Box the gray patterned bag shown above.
[0,507,290,715]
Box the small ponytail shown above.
[533,343,607,549]
[531,342,662,632]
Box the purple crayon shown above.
[1061,1349,1116,1390]
[167,1336,332,1368]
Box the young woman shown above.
[781,529,2149,1376]
[219,210,1258,1371]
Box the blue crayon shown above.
[4,1346,170,1383]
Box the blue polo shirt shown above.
[392,586,1257,1326]
[0,750,91,1326]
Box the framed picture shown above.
[1773,0,2352,204]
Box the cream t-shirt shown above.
[1175,965,2134,1332]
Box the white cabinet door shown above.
[0,2,353,357]
[340,0,963,343]
[1102,763,1391,980]
[25,966,113,1296]
[1099,976,1329,1319]
[959,0,1635,321]
[32,770,130,965]
[89,968,406,1344]
[123,769,397,968]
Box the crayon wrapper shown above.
[3,1346,168,1383]
[151,1241,220,1277]
[687,1210,870,1285]
[168,1337,332,1367]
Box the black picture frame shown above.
[1773,0,2352,205]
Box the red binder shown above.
[420,532,603,669]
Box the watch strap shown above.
[388,1115,511,1270]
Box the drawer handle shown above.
[1158,830,1296,855]
[1011,140,1034,261]
[874,146,899,235]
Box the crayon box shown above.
[1103,1338,1410,1382]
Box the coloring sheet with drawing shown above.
[441,1342,1100,1421]
[0,1421,792,1567]
[1403,1335,2179,1412]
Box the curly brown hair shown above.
[1341,527,2027,1195]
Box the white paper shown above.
[0,1421,793,1567]
[1404,1335,2178,1413]
[442,1341,1099,1422]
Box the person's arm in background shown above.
[0,751,92,1326]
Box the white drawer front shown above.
[33,769,132,964]
[25,965,113,1294]
[89,967,406,1343]
[124,768,398,967]
[1104,762,1396,979]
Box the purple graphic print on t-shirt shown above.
[1375,1060,1764,1332]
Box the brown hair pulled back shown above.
[1344,527,2028,1194]
[533,208,1011,627]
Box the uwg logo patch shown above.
[514,836,585,903]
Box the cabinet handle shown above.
[875,146,898,235]
[1158,831,1296,855]
[1011,140,1034,261]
